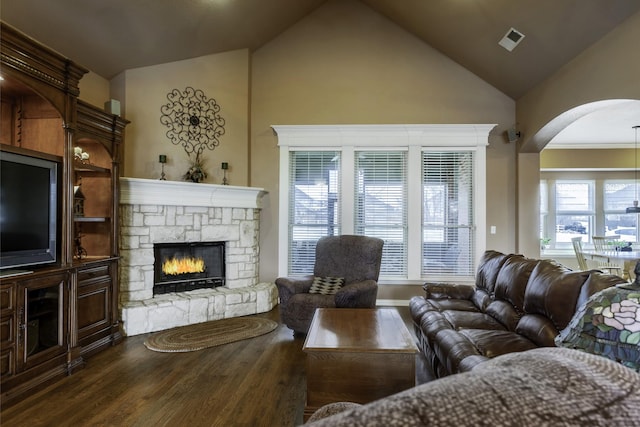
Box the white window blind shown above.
[605,180,639,211]
[555,180,594,243]
[422,151,474,276]
[288,151,341,275]
[604,180,639,243]
[354,151,407,277]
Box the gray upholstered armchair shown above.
[275,235,384,334]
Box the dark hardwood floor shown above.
[1,306,416,427]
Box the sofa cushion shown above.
[487,299,525,331]
[470,289,492,312]
[426,298,479,312]
[420,310,507,353]
[421,310,455,342]
[443,310,507,331]
[408,296,433,325]
[459,329,538,359]
[423,281,475,300]
[523,260,590,331]
[475,250,512,295]
[432,329,483,374]
[493,255,538,314]
[515,313,560,347]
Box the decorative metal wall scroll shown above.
[160,87,226,159]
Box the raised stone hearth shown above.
[119,178,276,336]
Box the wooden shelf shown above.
[74,164,110,178]
[73,217,109,223]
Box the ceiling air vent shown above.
[498,27,525,52]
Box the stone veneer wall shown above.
[118,178,277,336]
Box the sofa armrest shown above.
[275,276,313,305]
[423,281,475,300]
[335,280,378,308]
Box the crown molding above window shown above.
[272,124,497,148]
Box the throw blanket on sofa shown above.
[305,348,640,426]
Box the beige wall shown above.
[542,148,639,169]
[78,71,110,109]
[517,11,640,152]
[250,0,516,289]
[118,49,250,185]
[515,11,640,257]
[517,152,541,256]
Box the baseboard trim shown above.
[376,299,410,307]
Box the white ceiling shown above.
[1,0,639,149]
[546,103,640,150]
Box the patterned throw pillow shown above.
[309,276,345,295]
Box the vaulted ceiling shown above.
[2,0,639,146]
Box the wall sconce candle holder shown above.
[159,154,167,180]
[222,162,229,185]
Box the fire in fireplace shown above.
[162,256,206,275]
[153,241,225,295]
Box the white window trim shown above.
[273,124,496,282]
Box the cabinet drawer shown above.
[0,284,14,312]
[1,347,14,378]
[1,315,14,344]
[77,264,110,287]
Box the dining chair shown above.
[592,235,624,276]
[571,237,622,276]
[571,237,590,271]
[592,235,620,252]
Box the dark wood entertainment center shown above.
[0,22,128,406]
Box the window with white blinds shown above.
[604,180,638,243]
[422,151,475,276]
[354,151,407,276]
[539,177,639,248]
[288,151,341,275]
[274,124,493,283]
[555,180,594,243]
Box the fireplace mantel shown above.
[120,177,267,209]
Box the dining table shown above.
[582,249,640,281]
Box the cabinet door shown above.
[0,283,16,380]
[17,273,68,372]
[77,262,112,350]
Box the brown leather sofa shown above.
[409,250,627,379]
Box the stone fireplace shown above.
[153,241,226,294]
[118,177,277,336]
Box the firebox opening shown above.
[153,241,225,295]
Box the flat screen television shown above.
[0,150,60,273]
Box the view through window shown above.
[288,150,476,278]
[540,177,639,248]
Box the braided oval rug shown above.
[143,316,278,352]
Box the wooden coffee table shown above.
[302,308,418,420]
